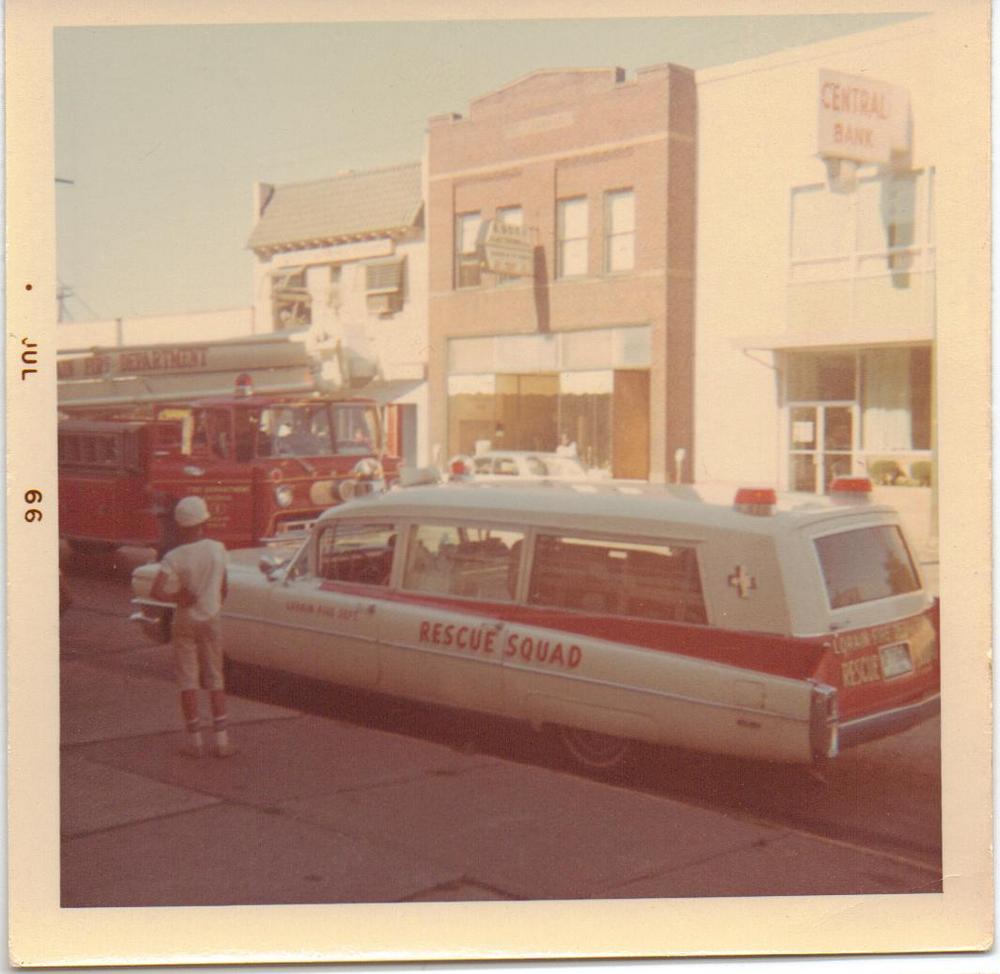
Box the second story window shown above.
[365,257,406,315]
[272,267,311,329]
[557,197,588,278]
[495,205,524,284]
[604,189,635,272]
[455,212,482,288]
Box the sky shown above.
[53,14,919,323]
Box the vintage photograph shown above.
[6,0,992,966]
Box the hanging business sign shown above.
[480,219,536,277]
[817,69,910,164]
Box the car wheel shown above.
[557,724,631,770]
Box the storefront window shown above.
[447,327,648,475]
[785,347,932,490]
[786,352,856,401]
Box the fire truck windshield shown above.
[248,403,377,459]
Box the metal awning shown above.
[736,326,933,353]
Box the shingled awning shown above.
[248,162,423,254]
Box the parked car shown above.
[130,476,939,770]
[464,450,595,482]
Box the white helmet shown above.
[174,495,210,527]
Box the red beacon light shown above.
[234,372,254,397]
[733,487,777,516]
[448,456,471,480]
[829,476,873,504]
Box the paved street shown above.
[60,553,942,907]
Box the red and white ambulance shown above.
[58,333,400,550]
[130,475,940,768]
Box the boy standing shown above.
[150,495,236,758]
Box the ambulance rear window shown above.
[815,525,920,609]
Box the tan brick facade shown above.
[427,64,696,482]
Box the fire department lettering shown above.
[117,347,209,373]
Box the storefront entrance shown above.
[788,403,854,493]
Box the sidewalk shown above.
[60,642,937,907]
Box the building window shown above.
[328,265,342,314]
[604,189,635,272]
[495,205,523,284]
[364,257,405,315]
[271,267,311,329]
[556,197,588,278]
[455,212,482,288]
[788,169,934,334]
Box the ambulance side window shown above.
[528,534,707,624]
[401,523,524,602]
[316,521,397,587]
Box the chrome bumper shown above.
[129,598,174,643]
[839,692,941,749]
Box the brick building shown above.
[426,65,696,481]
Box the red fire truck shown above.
[58,332,401,551]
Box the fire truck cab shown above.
[59,383,399,551]
[58,329,403,551]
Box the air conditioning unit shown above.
[366,290,403,316]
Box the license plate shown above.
[879,641,913,678]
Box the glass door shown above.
[789,404,855,493]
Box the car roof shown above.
[474,451,564,459]
[319,481,895,539]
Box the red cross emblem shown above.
[728,564,757,598]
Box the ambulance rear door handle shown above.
[183,465,205,477]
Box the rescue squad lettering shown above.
[841,653,882,687]
[417,620,582,668]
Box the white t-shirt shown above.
[161,538,228,622]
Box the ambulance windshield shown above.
[815,525,920,609]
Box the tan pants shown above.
[172,612,224,691]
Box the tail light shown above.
[809,682,839,762]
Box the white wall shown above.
[694,12,964,488]
[57,306,255,353]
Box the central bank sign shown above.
[817,69,910,164]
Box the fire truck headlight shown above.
[274,485,295,508]
[353,458,384,480]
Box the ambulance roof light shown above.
[734,487,777,516]
[829,476,873,503]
